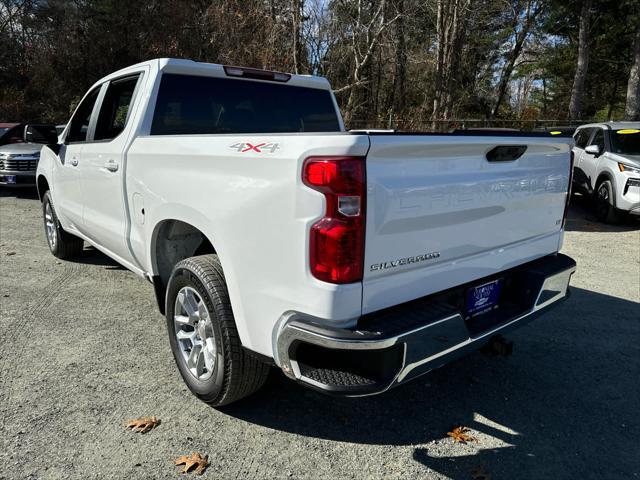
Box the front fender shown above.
[36,146,56,199]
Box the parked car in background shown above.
[0,123,18,134]
[572,122,640,222]
[30,59,575,406]
[0,123,43,186]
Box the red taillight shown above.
[303,156,366,284]
[562,150,575,229]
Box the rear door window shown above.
[94,74,141,141]
[151,74,341,135]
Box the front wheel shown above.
[42,191,83,259]
[594,180,621,224]
[165,254,270,406]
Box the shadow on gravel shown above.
[222,287,639,478]
[0,190,125,270]
[565,192,640,232]
[0,186,39,199]
[70,245,126,270]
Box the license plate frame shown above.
[465,278,503,319]
[1,175,17,184]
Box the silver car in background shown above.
[0,124,43,187]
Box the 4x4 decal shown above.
[230,142,280,153]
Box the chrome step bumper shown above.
[276,253,576,396]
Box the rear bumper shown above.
[276,253,576,396]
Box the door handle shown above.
[70,158,78,166]
[104,159,119,172]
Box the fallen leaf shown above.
[447,426,477,444]
[175,452,209,475]
[124,416,160,434]
[470,465,491,480]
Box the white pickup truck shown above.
[31,59,576,406]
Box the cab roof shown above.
[96,58,332,92]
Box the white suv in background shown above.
[572,122,640,222]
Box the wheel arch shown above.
[593,170,619,204]
[594,171,614,191]
[147,215,253,353]
[36,175,49,202]
[149,218,216,313]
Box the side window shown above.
[94,75,141,141]
[590,129,605,152]
[66,87,101,143]
[574,128,592,149]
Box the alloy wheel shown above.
[173,286,217,381]
[44,201,57,250]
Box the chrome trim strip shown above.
[534,267,574,310]
[0,170,37,175]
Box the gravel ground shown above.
[1,188,639,480]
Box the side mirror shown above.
[584,144,601,155]
[24,124,59,146]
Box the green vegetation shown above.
[1,0,638,129]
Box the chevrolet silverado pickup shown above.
[31,59,576,406]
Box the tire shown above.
[42,191,84,259]
[594,180,621,224]
[165,254,270,406]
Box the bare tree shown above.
[334,0,403,124]
[624,19,640,121]
[387,0,407,126]
[301,0,334,77]
[568,0,592,121]
[489,0,543,119]
[291,0,305,73]
[431,0,473,127]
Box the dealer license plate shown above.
[466,279,503,318]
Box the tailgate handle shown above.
[486,145,527,162]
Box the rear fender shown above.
[146,205,249,347]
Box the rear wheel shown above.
[42,191,83,259]
[594,180,621,224]
[165,254,270,406]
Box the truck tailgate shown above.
[362,134,572,314]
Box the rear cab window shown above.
[151,74,341,135]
